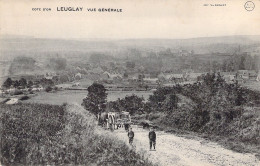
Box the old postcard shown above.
[0,0,260,165]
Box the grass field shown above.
[25,90,152,105]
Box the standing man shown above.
[149,127,156,150]
[128,127,135,146]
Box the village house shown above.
[99,71,123,84]
[187,73,204,82]
[100,71,110,80]
[158,73,185,83]
[170,74,184,83]
[110,74,123,84]
[75,73,82,80]
[158,73,167,83]
[144,73,151,79]
[143,77,158,83]
[220,72,236,83]
[237,70,249,79]
[72,82,80,87]
[76,66,81,72]
[86,67,104,81]
[178,50,191,57]
[32,86,44,92]
[143,78,159,89]
[35,74,45,79]
[236,70,258,83]
[248,70,258,81]
[127,73,144,85]
[90,66,104,74]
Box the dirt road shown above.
[114,125,260,166]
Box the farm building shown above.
[158,73,185,83]
[237,70,249,80]
[186,73,204,81]
[100,71,110,80]
[75,73,82,80]
[220,72,236,83]
[248,70,258,81]
[236,70,258,82]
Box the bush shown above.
[45,86,53,92]
[1,98,10,104]
[145,72,260,151]
[140,122,150,129]
[13,90,23,95]
[148,113,161,121]
[106,94,145,115]
[53,86,59,91]
[19,95,30,100]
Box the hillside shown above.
[1,35,259,84]
[0,103,152,165]
[1,35,260,60]
[129,73,260,159]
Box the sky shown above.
[0,0,260,39]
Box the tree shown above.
[13,80,20,88]
[40,78,54,87]
[27,81,34,88]
[239,55,246,70]
[45,86,53,92]
[212,61,218,72]
[106,95,146,115]
[49,58,67,70]
[149,87,176,108]
[119,95,144,115]
[60,74,70,83]
[235,87,247,106]
[82,83,107,116]
[2,78,13,88]
[19,78,27,88]
[144,85,149,91]
[106,99,121,112]
[162,94,179,112]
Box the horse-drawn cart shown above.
[98,111,131,131]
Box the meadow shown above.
[25,90,152,105]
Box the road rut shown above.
[114,126,260,166]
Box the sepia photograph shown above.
[0,0,260,165]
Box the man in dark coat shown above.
[128,128,134,145]
[149,127,156,150]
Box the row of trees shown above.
[2,77,55,90]
[81,82,179,117]
[2,78,33,89]
[222,54,259,72]
[135,52,259,73]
